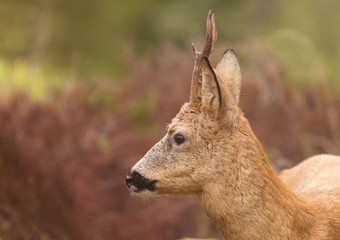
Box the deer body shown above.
[126,11,340,240]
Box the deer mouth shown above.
[126,171,157,194]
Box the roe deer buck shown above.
[126,11,340,240]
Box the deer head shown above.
[126,10,242,197]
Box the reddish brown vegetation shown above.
[0,48,339,239]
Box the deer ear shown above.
[215,48,241,105]
[201,57,221,119]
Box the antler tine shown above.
[192,10,217,58]
[211,14,217,51]
[202,11,217,58]
[189,10,217,109]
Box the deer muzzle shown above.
[126,171,157,192]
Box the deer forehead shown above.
[167,109,197,131]
[167,116,223,149]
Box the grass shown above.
[0,58,63,101]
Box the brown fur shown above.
[128,12,340,240]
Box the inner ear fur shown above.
[215,48,242,105]
[201,50,242,124]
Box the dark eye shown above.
[173,134,185,145]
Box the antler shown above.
[189,10,217,109]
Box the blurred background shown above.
[0,0,340,239]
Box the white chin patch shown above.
[132,188,157,197]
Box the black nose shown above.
[126,171,134,189]
[126,171,157,192]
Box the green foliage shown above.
[0,58,62,101]
[76,82,119,112]
[128,96,155,124]
[97,134,111,152]
[0,0,340,96]
[268,30,324,88]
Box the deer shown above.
[126,10,340,240]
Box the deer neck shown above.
[198,117,319,240]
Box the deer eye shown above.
[173,134,185,145]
